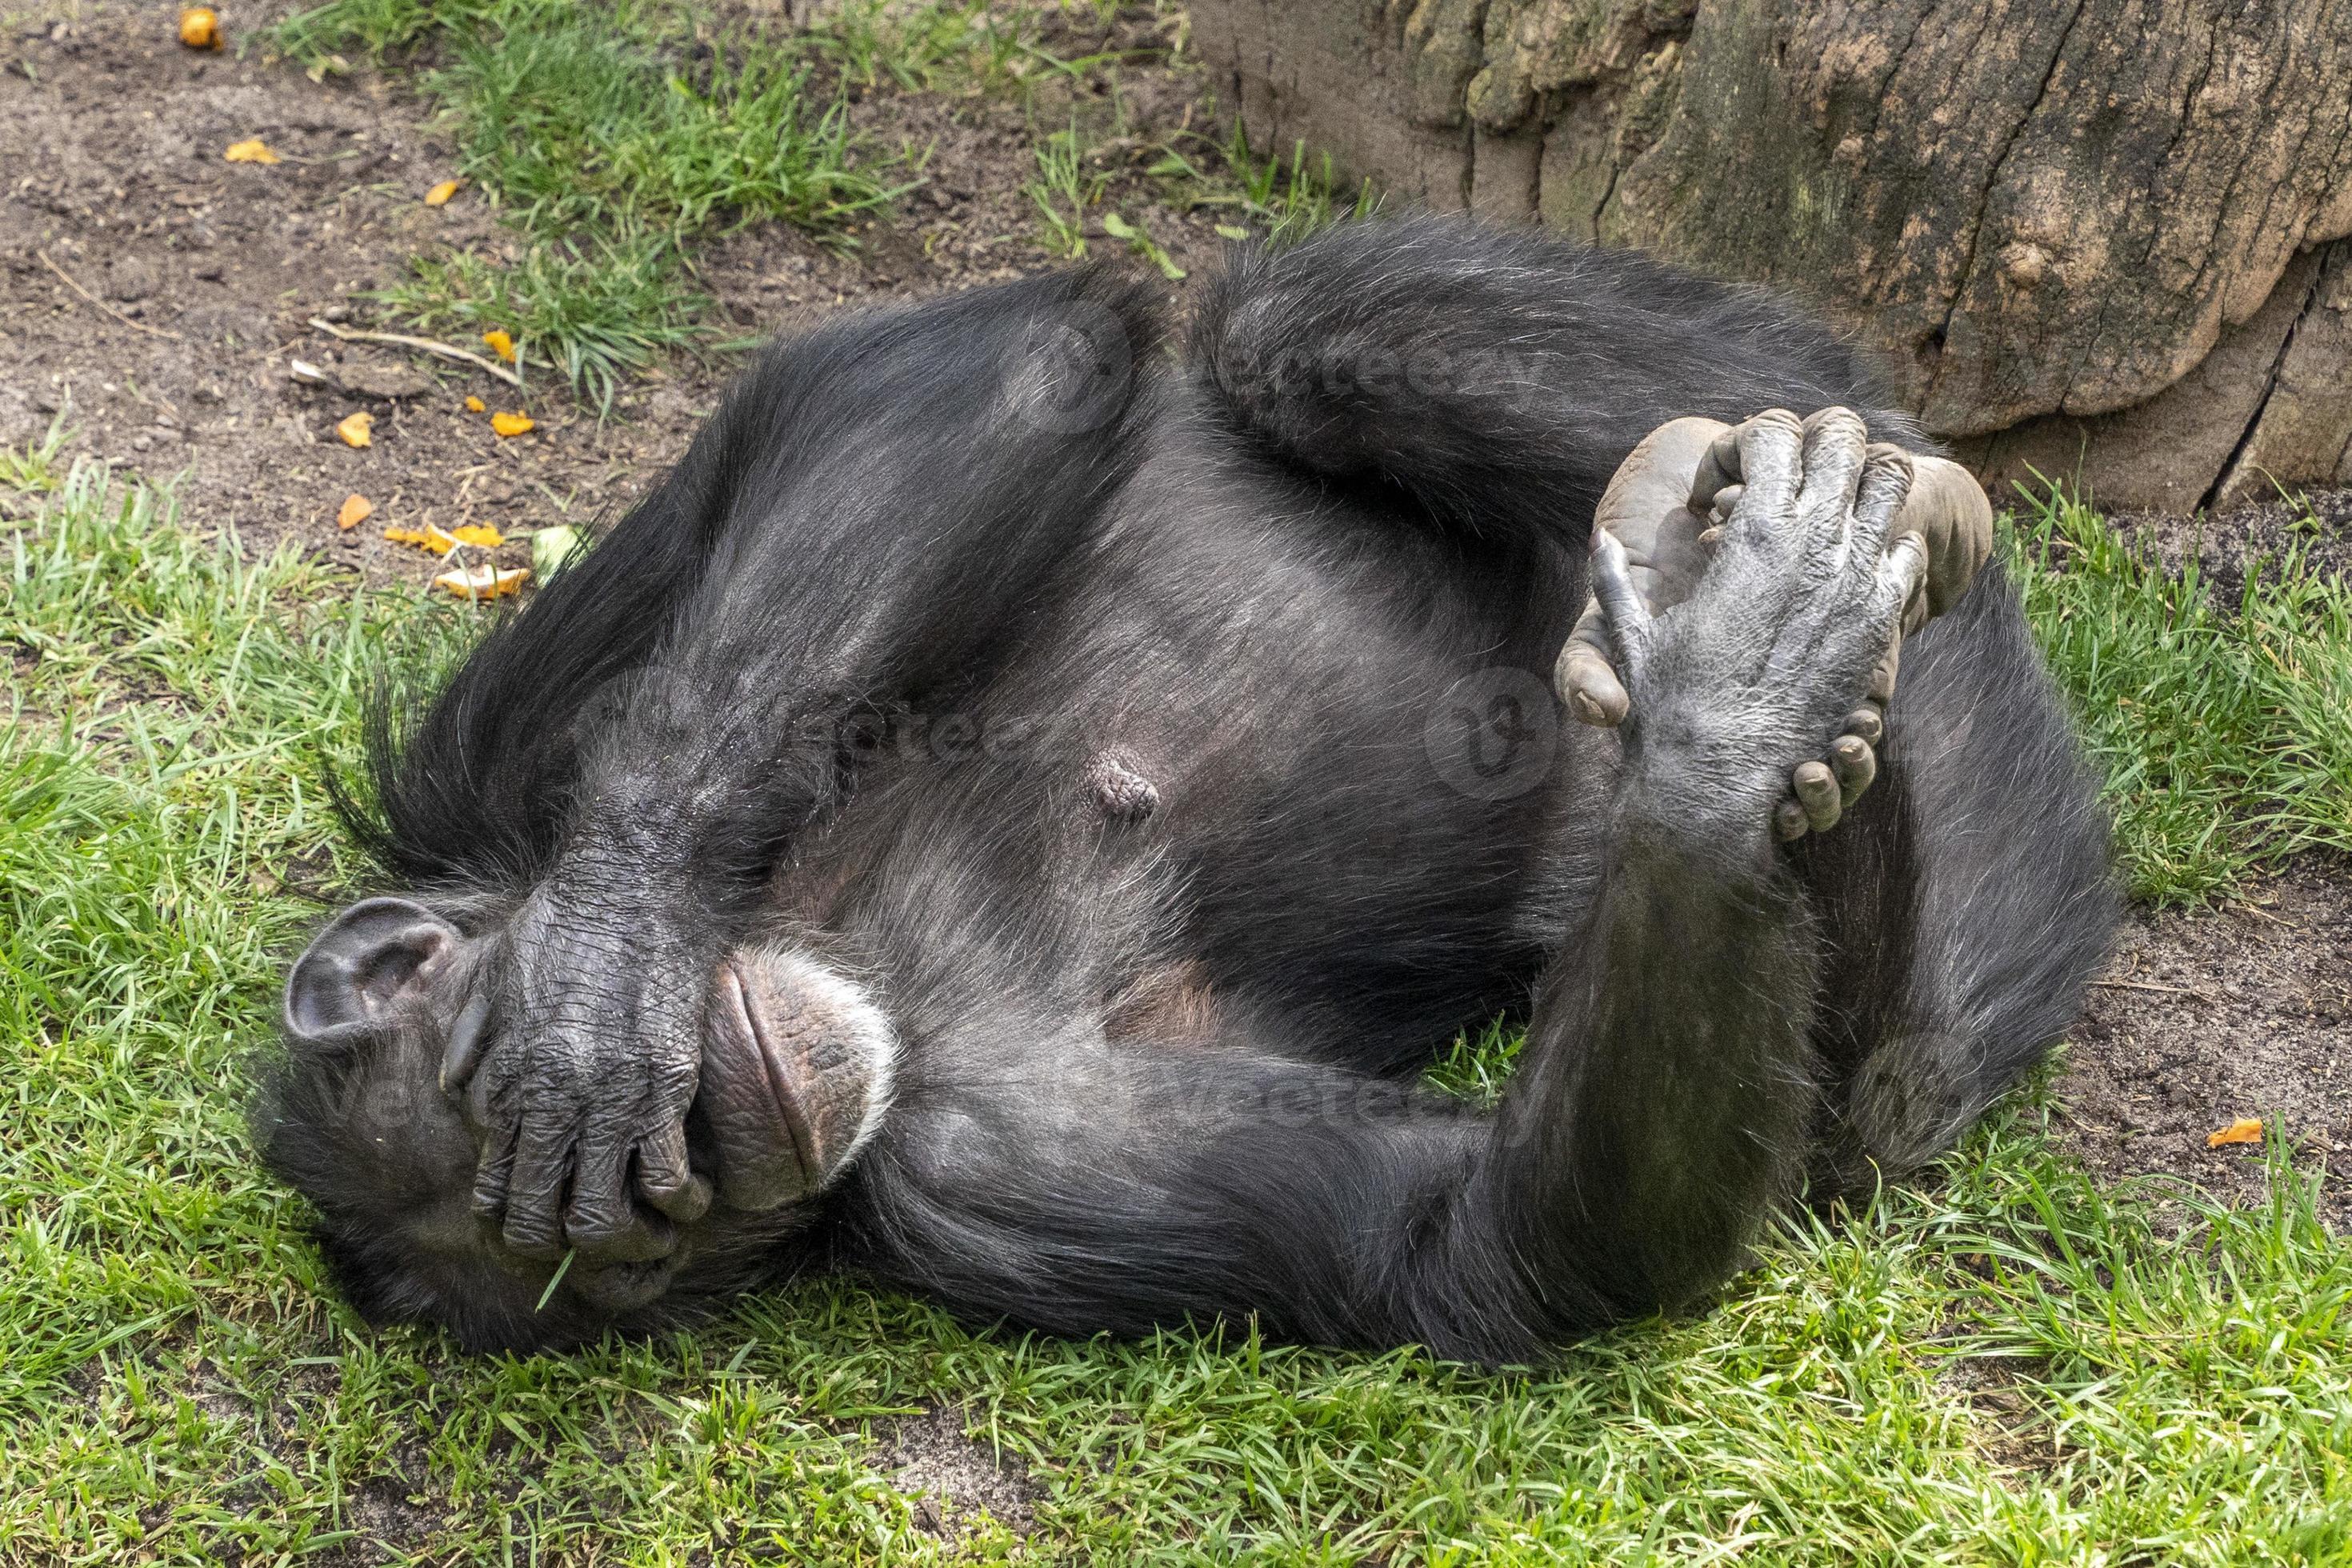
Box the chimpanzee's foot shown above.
[1554,417,1724,730]
[1555,409,1994,839]
[1584,408,1926,841]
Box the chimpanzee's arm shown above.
[850,411,1929,1360]
[579,269,1158,885]
[852,845,1814,1358]
[455,273,1162,1262]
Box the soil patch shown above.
[2110,485,2352,598]
[0,0,1231,578]
[2059,861,2352,1227]
[876,1402,1042,1540]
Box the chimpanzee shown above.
[256,216,2115,1362]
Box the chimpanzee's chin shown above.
[570,1256,680,1314]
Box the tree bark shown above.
[1187,0,2352,511]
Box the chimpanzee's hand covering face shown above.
[277,890,895,1340]
[458,872,710,1264]
[256,217,2114,1362]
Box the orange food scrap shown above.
[490,410,535,438]
[434,565,530,602]
[2206,1118,2262,1148]
[481,330,516,363]
[336,493,374,530]
[424,178,462,206]
[224,138,279,165]
[179,8,222,48]
[382,522,462,555]
[464,394,486,413]
[450,523,504,548]
[335,411,374,448]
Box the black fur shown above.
[256,216,2114,1363]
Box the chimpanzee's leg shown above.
[848,411,1958,1356]
[1193,217,2113,1190]
[1800,571,2114,1191]
[1191,214,1926,545]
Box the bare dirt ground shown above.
[3,2,2346,1229]
[0,0,1229,576]
[2062,861,2352,1226]
[878,1402,1042,1542]
[2114,487,2352,601]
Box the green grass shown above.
[1029,118,1378,268]
[1148,126,1383,247]
[0,410,72,495]
[378,226,707,406]
[1027,118,1106,260]
[2,444,2348,1560]
[268,0,1374,408]
[2006,483,2352,903]
[270,0,908,408]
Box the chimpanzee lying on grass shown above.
[258,216,2114,1359]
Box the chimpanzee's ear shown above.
[285,897,463,1050]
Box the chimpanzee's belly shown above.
[775,450,1612,1070]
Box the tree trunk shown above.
[1188,0,2352,512]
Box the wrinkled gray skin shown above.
[1556,410,1994,840]
[1586,408,1928,841]
[472,854,710,1261]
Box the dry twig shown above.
[306,317,524,386]
[38,250,184,342]
[2093,978,2218,1003]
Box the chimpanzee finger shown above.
[634,1121,712,1225]
[1874,533,1931,645]
[1774,797,1810,842]
[1793,759,1842,833]
[440,994,491,1095]
[1842,705,1885,746]
[470,1106,517,1222]
[1554,599,1629,727]
[1869,636,1902,708]
[1587,530,1653,676]
[1850,443,1914,558]
[1728,410,1805,527]
[1792,409,1869,561]
[499,1111,575,1261]
[1702,485,1742,526]
[1690,426,1744,512]
[563,1127,670,1264]
[1830,734,1877,806]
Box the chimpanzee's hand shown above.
[1585,408,1928,838]
[460,875,710,1264]
[1558,409,1993,838]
